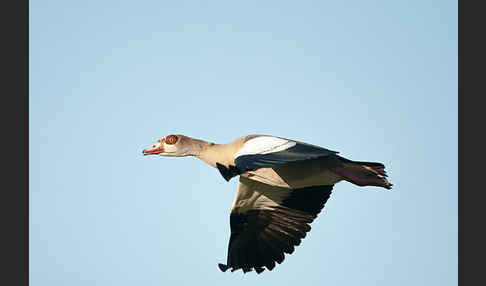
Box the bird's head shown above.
[143,134,194,157]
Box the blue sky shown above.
[30,1,457,285]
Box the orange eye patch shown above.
[165,135,178,145]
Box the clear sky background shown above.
[30,1,457,285]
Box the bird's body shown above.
[143,134,392,274]
[244,157,343,188]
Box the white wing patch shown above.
[235,136,296,158]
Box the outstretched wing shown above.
[234,135,338,174]
[218,176,333,274]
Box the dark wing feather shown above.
[235,141,338,173]
[219,178,333,274]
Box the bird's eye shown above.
[165,135,178,145]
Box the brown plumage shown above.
[143,134,392,274]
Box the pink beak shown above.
[142,143,164,156]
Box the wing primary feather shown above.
[222,177,335,274]
[259,231,285,264]
[218,263,229,272]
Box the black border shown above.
[2,1,29,285]
[459,1,483,285]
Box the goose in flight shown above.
[143,134,392,274]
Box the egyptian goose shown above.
[143,134,392,274]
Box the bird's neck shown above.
[195,143,223,168]
[188,136,245,168]
[183,137,217,166]
[195,141,236,168]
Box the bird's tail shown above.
[329,157,393,190]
